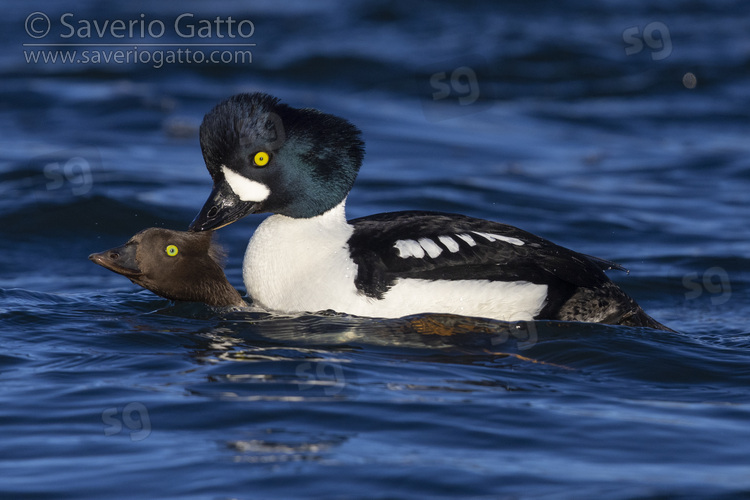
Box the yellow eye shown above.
[253,151,270,167]
[165,245,179,257]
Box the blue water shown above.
[2,1,750,498]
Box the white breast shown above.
[243,201,360,313]
[243,200,548,321]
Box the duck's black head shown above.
[89,228,245,308]
[189,92,365,231]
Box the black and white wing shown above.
[347,211,626,316]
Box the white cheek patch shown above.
[472,231,524,246]
[221,165,270,202]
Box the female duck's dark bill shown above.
[88,243,143,277]
[189,179,261,232]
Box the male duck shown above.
[188,93,669,330]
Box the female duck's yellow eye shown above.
[165,245,179,257]
[253,151,270,167]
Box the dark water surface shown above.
[2,1,750,498]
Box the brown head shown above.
[89,228,245,308]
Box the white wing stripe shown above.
[395,231,523,259]
[394,239,425,258]
[418,238,443,258]
[456,233,477,246]
[438,235,460,253]
[472,231,524,246]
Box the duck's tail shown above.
[616,307,675,332]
